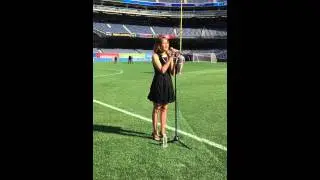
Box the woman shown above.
[147,37,176,141]
[177,54,185,74]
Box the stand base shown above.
[168,135,191,150]
[172,135,180,141]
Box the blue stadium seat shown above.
[126,24,153,34]
[152,26,175,35]
[93,22,226,39]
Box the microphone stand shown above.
[168,55,191,150]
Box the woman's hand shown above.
[165,50,174,59]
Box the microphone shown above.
[170,47,182,60]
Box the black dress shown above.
[147,53,175,104]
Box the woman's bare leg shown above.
[160,104,168,136]
[152,103,161,138]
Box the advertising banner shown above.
[96,53,119,58]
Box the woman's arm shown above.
[169,58,175,76]
[152,53,173,74]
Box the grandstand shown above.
[93,22,226,38]
[92,1,227,62]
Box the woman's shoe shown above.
[152,132,160,141]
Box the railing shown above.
[93,4,227,18]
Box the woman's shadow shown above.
[93,124,152,140]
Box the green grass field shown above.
[93,62,227,180]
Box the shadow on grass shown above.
[148,142,161,147]
[93,124,152,140]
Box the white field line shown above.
[93,99,227,151]
[94,69,123,78]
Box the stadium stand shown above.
[93,0,227,62]
[187,0,212,3]
[126,24,154,34]
[151,26,175,35]
[93,22,226,39]
[159,0,182,3]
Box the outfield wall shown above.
[93,52,152,62]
